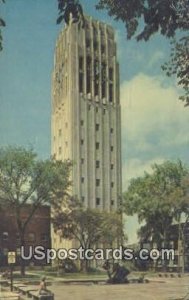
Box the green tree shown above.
[0,0,6,51]
[0,146,71,275]
[124,160,189,270]
[52,198,124,271]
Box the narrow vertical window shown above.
[109,83,113,103]
[86,56,91,94]
[94,59,99,96]
[101,63,106,98]
[79,56,83,93]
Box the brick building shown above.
[0,205,51,266]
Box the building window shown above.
[81,177,85,183]
[96,179,100,187]
[81,139,84,145]
[111,182,114,188]
[41,234,48,242]
[101,44,105,54]
[79,56,83,71]
[94,41,98,52]
[96,142,100,150]
[79,57,84,93]
[111,163,114,170]
[65,122,68,129]
[86,56,91,94]
[28,233,35,242]
[81,158,84,164]
[96,198,101,206]
[79,73,83,93]
[94,59,99,96]
[101,62,106,98]
[96,124,100,131]
[96,161,100,168]
[109,67,113,81]
[82,197,85,202]
[81,120,84,126]
[59,147,62,155]
[96,107,98,113]
[2,232,8,241]
[65,141,68,147]
[59,129,62,137]
[109,83,113,103]
[86,38,90,48]
[111,146,114,152]
[111,200,114,206]
[88,104,91,110]
[110,128,114,133]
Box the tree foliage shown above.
[0,0,6,51]
[96,0,189,106]
[52,198,124,270]
[124,160,189,246]
[0,146,72,274]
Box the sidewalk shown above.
[0,290,20,299]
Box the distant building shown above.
[0,205,51,266]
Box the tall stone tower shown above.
[52,13,122,212]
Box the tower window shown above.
[111,182,114,188]
[79,56,84,92]
[59,147,62,155]
[86,56,91,94]
[79,73,83,93]
[81,177,85,183]
[81,158,84,164]
[111,163,114,170]
[79,56,83,71]
[101,44,105,54]
[96,161,100,168]
[82,196,85,202]
[81,139,84,145]
[109,67,113,81]
[101,63,106,98]
[96,198,101,206]
[94,41,98,52]
[96,179,100,186]
[111,146,114,152]
[111,200,114,206]
[109,83,113,103]
[59,129,62,137]
[94,59,99,96]
[110,128,114,133]
[96,142,100,150]
[96,124,100,131]
[81,120,84,126]
[86,39,90,48]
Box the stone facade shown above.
[52,16,122,213]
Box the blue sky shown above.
[0,0,189,243]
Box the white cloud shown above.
[122,157,165,191]
[121,73,189,152]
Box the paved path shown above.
[49,277,189,300]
